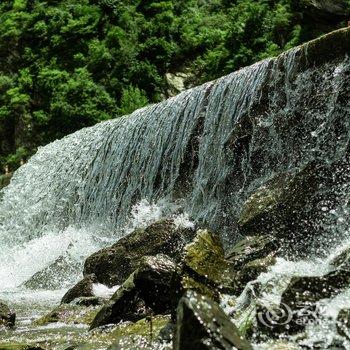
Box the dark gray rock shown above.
[90,254,176,329]
[84,219,195,286]
[0,300,15,328]
[61,274,97,304]
[174,290,253,350]
[256,270,350,336]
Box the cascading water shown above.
[0,28,349,347]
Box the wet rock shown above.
[233,254,277,295]
[336,308,350,340]
[34,303,101,326]
[174,290,252,350]
[281,270,350,307]
[61,274,97,304]
[73,296,105,307]
[24,255,80,290]
[0,300,15,328]
[238,164,319,236]
[329,247,350,271]
[257,270,350,335]
[177,229,234,301]
[107,315,171,350]
[90,254,176,329]
[84,219,195,286]
[158,322,175,342]
[226,235,279,268]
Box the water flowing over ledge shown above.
[0,28,349,290]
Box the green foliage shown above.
[118,86,149,116]
[0,0,348,172]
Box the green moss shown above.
[34,304,102,326]
[0,344,43,350]
[184,229,232,287]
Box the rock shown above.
[336,308,350,339]
[166,71,192,96]
[24,255,80,290]
[0,300,15,328]
[233,254,277,294]
[84,219,195,286]
[226,235,279,268]
[329,247,350,271]
[34,303,101,326]
[90,254,176,329]
[301,0,349,20]
[281,270,350,307]
[107,315,171,350]
[73,296,105,307]
[0,173,12,191]
[257,270,350,335]
[174,290,252,350]
[238,164,319,235]
[158,322,175,342]
[61,274,97,304]
[178,229,234,300]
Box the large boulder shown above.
[90,254,176,329]
[0,300,15,328]
[84,219,195,286]
[174,290,252,350]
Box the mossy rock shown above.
[34,303,102,326]
[182,229,233,291]
[84,219,196,286]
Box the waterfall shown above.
[0,30,349,292]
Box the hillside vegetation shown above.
[0,0,348,172]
